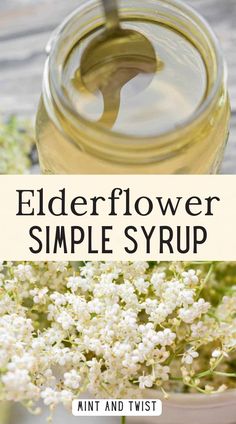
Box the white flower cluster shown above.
[0,117,34,174]
[0,261,236,412]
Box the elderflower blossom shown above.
[0,116,34,174]
[64,370,81,389]
[138,375,154,389]
[182,350,199,365]
[0,261,235,413]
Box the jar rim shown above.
[45,0,226,160]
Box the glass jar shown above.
[36,0,230,174]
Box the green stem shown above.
[121,417,126,424]
[197,263,214,298]
[214,371,236,378]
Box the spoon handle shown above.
[102,0,120,31]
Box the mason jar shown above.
[36,0,230,174]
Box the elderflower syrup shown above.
[36,0,230,174]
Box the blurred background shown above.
[0,0,236,423]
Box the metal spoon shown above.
[78,0,158,128]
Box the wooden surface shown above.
[0,0,235,173]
